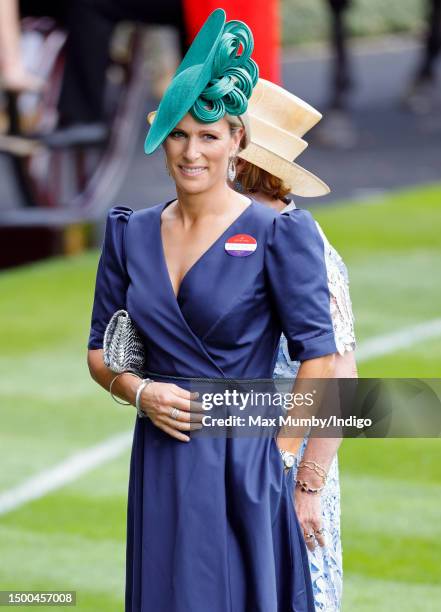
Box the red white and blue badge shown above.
[224,234,257,257]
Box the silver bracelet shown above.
[135,378,153,419]
[109,372,142,405]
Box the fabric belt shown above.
[144,370,275,384]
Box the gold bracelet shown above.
[109,372,142,405]
[298,460,327,484]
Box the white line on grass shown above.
[1,318,441,517]
[0,431,132,516]
[356,318,441,362]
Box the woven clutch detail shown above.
[103,309,145,375]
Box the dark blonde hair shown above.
[225,113,250,150]
[236,160,291,201]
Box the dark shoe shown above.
[42,122,109,148]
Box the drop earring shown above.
[227,155,237,182]
[165,159,171,176]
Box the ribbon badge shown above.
[224,234,257,257]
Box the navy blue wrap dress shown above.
[87,197,337,612]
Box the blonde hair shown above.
[224,113,250,151]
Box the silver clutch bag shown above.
[103,309,145,375]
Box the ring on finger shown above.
[304,533,315,539]
[170,407,180,420]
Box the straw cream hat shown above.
[238,78,330,197]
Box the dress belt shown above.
[144,370,275,384]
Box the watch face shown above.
[284,454,295,469]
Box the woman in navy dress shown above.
[87,10,337,611]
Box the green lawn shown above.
[0,183,440,610]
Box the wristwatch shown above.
[279,449,296,471]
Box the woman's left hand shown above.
[293,484,326,552]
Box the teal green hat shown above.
[144,8,259,154]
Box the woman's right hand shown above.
[139,382,205,442]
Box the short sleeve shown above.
[87,205,134,350]
[265,209,337,362]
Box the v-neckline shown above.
[158,197,255,301]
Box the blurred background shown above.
[0,0,440,610]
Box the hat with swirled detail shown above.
[144,8,259,154]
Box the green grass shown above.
[0,183,440,610]
[315,183,441,377]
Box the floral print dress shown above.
[273,200,356,611]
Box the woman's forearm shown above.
[297,350,358,482]
[277,353,336,454]
[298,437,342,477]
[0,0,21,68]
[296,352,336,379]
[87,349,140,407]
